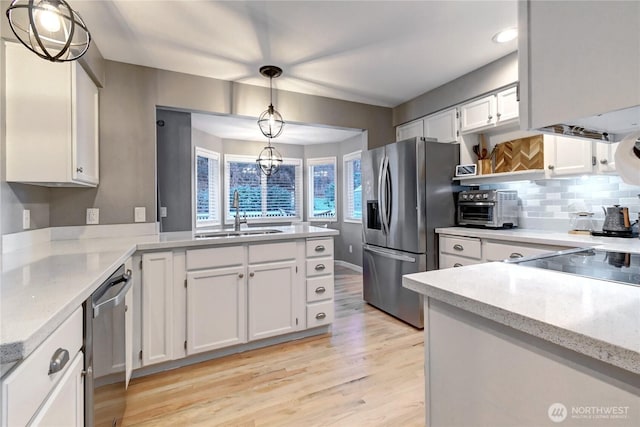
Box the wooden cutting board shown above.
[494,135,544,173]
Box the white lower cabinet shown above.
[141,251,174,366]
[1,308,83,427]
[305,238,335,327]
[438,235,482,268]
[187,265,247,354]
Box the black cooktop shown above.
[511,248,640,287]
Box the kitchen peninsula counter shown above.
[1,225,338,369]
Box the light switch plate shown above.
[134,207,146,223]
[22,209,30,230]
[86,208,99,225]
[160,207,167,218]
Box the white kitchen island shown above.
[403,262,640,427]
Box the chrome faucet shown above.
[232,190,247,231]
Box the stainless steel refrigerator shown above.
[362,137,458,328]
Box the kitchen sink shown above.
[195,229,282,239]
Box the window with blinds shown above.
[343,151,362,223]
[224,154,303,224]
[195,147,221,227]
[307,157,337,221]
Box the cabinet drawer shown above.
[306,258,334,277]
[306,276,334,303]
[306,301,334,328]
[187,245,244,270]
[440,236,482,259]
[439,253,482,269]
[2,307,83,427]
[305,238,334,258]
[249,241,297,264]
[483,241,568,262]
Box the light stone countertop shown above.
[403,262,640,374]
[0,224,338,369]
[436,226,640,253]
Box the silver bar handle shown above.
[383,157,392,233]
[377,156,387,235]
[363,244,416,263]
[49,348,69,375]
[93,269,133,318]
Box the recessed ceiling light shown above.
[492,27,518,43]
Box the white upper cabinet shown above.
[544,135,594,176]
[424,108,459,143]
[518,1,640,132]
[5,41,99,187]
[460,86,518,134]
[396,119,424,141]
[595,141,620,174]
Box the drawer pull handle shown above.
[509,253,524,259]
[453,244,464,251]
[315,264,326,271]
[315,245,325,252]
[453,263,463,267]
[315,312,327,320]
[49,348,70,375]
[315,286,326,294]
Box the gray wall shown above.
[1,52,393,234]
[393,52,518,126]
[157,109,192,232]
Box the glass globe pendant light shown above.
[256,139,283,176]
[6,0,91,62]
[257,65,285,139]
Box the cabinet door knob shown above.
[315,245,325,252]
[547,164,555,170]
[496,112,502,118]
[453,263,463,267]
[249,272,255,277]
[509,253,524,259]
[315,264,326,271]
[76,167,84,173]
[315,286,326,294]
[600,159,608,165]
[315,312,327,320]
[49,348,70,375]
[453,244,464,251]
[488,115,493,121]
[238,273,244,278]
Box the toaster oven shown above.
[457,190,519,229]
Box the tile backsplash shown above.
[481,175,640,231]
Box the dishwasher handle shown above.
[93,270,132,318]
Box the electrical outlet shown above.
[22,209,30,230]
[134,207,146,223]
[160,207,167,218]
[86,208,99,225]
[349,244,353,253]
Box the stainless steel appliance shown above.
[507,247,640,287]
[457,189,518,229]
[362,137,459,328]
[84,265,132,427]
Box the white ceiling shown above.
[74,0,518,142]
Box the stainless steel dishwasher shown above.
[84,264,132,427]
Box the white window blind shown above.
[307,157,337,221]
[195,147,221,228]
[224,154,303,224]
[343,150,362,223]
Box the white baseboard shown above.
[335,260,362,273]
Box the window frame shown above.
[307,156,337,222]
[224,154,303,225]
[343,150,362,224]
[194,147,221,228]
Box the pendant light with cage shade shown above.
[256,138,283,176]
[257,65,285,139]
[6,0,91,62]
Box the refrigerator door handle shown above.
[363,244,417,263]
[383,157,392,232]
[377,156,388,235]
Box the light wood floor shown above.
[122,266,425,426]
